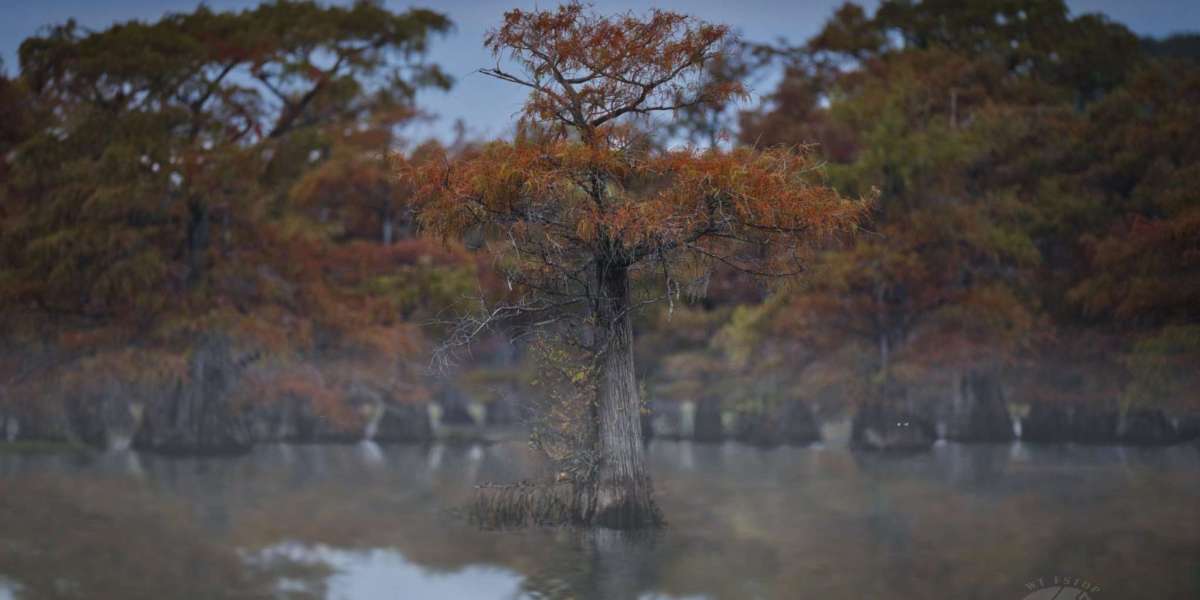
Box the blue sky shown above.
[2,0,1197,143]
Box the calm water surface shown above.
[1,440,1197,599]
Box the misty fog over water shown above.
[2,439,1197,599]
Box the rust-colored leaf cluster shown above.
[483,2,744,134]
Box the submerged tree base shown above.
[467,480,664,530]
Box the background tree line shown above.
[0,0,1196,452]
[638,0,1199,445]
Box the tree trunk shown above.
[878,332,890,377]
[588,262,660,528]
[186,200,209,285]
[382,214,394,245]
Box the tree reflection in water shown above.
[1,441,1197,599]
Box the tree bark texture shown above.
[587,261,661,528]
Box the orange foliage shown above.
[484,3,742,133]
[411,5,867,281]
[1072,209,1200,321]
[415,140,864,266]
[238,365,360,430]
[58,348,186,394]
